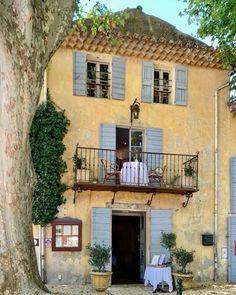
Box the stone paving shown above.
[48,283,236,295]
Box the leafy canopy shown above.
[181,0,236,67]
[182,0,236,100]
[30,94,69,226]
[74,2,129,37]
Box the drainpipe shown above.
[214,82,229,281]
[41,226,45,282]
[38,225,42,277]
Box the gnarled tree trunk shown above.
[0,2,75,294]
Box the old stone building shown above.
[34,7,236,286]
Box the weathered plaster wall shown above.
[38,47,233,284]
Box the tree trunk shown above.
[0,1,75,294]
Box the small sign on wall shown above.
[45,238,52,248]
[221,247,227,259]
[34,238,39,246]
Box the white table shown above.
[121,161,149,185]
[144,266,173,293]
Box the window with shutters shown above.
[87,61,110,98]
[154,69,172,104]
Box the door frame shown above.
[112,210,146,282]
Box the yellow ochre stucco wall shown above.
[36,47,236,285]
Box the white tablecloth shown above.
[144,266,173,292]
[121,161,149,185]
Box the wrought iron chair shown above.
[148,165,166,186]
[101,159,120,184]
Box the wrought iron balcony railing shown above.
[73,145,199,193]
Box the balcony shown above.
[73,145,199,205]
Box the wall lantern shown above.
[130,98,140,124]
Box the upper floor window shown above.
[154,70,172,104]
[87,61,110,98]
[73,52,125,100]
[142,61,187,106]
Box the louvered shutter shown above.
[146,128,163,170]
[91,208,112,271]
[100,124,116,181]
[112,57,125,99]
[73,51,87,96]
[175,65,188,105]
[228,216,236,282]
[231,157,236,212]
[142,61,154,102]
[150,209,172,261]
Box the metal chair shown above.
[101,159,120,184]
[148,165,166,185]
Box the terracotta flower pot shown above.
[173,272,194,289]
[90,271,113,292]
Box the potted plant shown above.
[172,247,195,289]
[183,163,195,187]
[73,155,90,181]
[86,243,112,292]
[160,232,176,263]
[184,164,195,177]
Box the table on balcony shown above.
[144,265,173,293]
[121,161,149,185]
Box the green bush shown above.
[86,243,112,272]
[173,247,194,274]
[184,164,195,176]
[30,93,69,225]
[160,232,176,262]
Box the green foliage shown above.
[161,232,176,251]
[173,247,195,274]
[86,243,112,272]
[184,164,195,177]
[181,0,236,68]
[161,232,176,262]
[30,94,69,226]
[74,2,129,37]
[73,155,86,169]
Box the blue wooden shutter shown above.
[142,61,154,102]
[175,65,188,105]
[100,124,116,181]
[92,208,112,271]
[112,57,125,100]
[146,128,163,170]
[150,209,172,261]
[228,216,236,283]
[73,51,87,96]
[231,157,236,212]
[100,124,116,150]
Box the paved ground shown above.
[48,283,236,295]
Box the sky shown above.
[80,0,212,46]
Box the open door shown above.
[140,212,146,282]
[112,212,146,284]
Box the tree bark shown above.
[0,1,75,294]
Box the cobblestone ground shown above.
[48,284,236,295]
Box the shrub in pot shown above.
[173,247,195,289]
[86,243,112,292]
[73,155,90,181]
[160,232,176,263]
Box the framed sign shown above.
[52,217,82,251]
